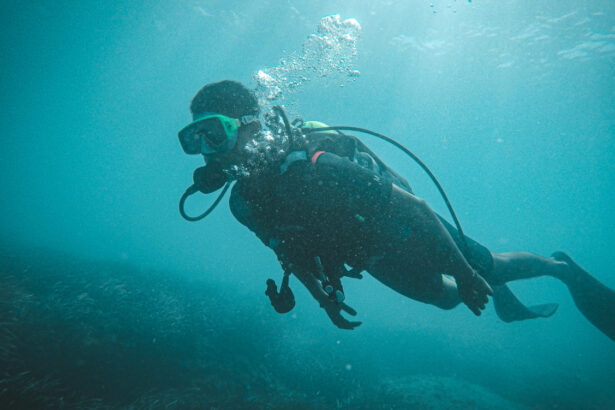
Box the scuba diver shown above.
[177,80,615,340]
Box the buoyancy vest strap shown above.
[280,150,308,174]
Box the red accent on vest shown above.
[311,150,326,164]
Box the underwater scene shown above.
[1,1,614,409]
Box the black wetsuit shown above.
[229,130,493,279]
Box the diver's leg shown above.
[416,220,563,321]
[489,252,570,286]
[493,251,615,340]
[366,258,462,310]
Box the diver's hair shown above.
[190,80,259,118]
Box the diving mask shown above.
[178,112,258,155]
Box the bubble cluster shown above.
[254,14,362,110]
[233,15,361,178]
[225,128,290,179]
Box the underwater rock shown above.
[371,376,527,410]
[0,244,292,408]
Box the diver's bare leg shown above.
[490,252,570,286]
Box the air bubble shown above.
[254,15,362,110]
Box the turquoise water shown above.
[1,1,614,408]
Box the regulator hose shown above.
[179,181,231,222]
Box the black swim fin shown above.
[493,284,558,323]
[552,252,615,342]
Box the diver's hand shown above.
[287,263,361,329]
[456,271,493,316]
[321,298,362,330]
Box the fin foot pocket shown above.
[493,284,558,323]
